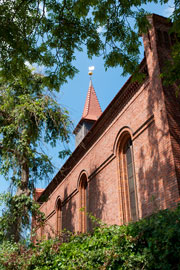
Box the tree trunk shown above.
[11,161,30,242]
[16,161,30,196]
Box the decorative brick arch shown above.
[116,129,138,224]
[78,171,88,233]
[55,195,62,210]
[77,170,88,190]
[113,126,133,155]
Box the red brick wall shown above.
[35,15,180,239]
[163,84,180,196]
[142,14,180,209]
[153,15,180,197]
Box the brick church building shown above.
[34,14,180,239]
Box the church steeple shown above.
[74,73,102,148]
[82,79,102,121]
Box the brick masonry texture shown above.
[34,14,180,240]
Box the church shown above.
[34,14,180,239]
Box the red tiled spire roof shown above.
[82,80,102,121]
[73,80,102,134]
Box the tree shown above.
[0,73,71,241]
[0,0,180,88]
[0,0,101,90]
[0,0,180,241]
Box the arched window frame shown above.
[56,197,62,236]
[117,130,138,223]
[78,172,88,233]
[40,224,45,240]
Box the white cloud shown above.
[25,61,45,75]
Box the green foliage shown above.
[0,73,71,241]
[0,193,45,243]
[0,74,71,184]
[0,206,180,270]
[0,74,71,181]
[128,206,180,270]
[0,0,180,244]
[160,0,180,91]
[0,0,180,86]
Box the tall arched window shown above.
[124,138,137,221]
[40,225,45,240]
[118,132,138,223]
[79,174,88,233]
[56,199,62,235]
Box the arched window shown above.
[40,222,47,240]
[79,174,88,233]
[40,225,44,240]
[56,199,62,235]
[118,132,138,223]
[124,138,137,221]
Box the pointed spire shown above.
[82,80,102,121]
[73,69,102,147]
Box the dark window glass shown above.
[157,29,162,46]
[170,32,176,46]
[80,176,87,232]
[125,139,137,221]
[57,200,62,234]
[163,31,170,49]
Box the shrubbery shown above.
[0,205,180,270]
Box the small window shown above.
[124,139,137,221]
[170,32,176,46]
[79,174,88,233]
[56,199,62,235]
[156,29,163,47]
[40,225,45,240]
[118,132,138,223]
[163,31,170,49]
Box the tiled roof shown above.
[82,80,102,121]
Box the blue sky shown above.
[0,1,174,195]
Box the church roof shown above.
[74,80,102,134]
[82,80,102,120]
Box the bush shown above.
[0,205,180,270]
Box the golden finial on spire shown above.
[88,66,95,78]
